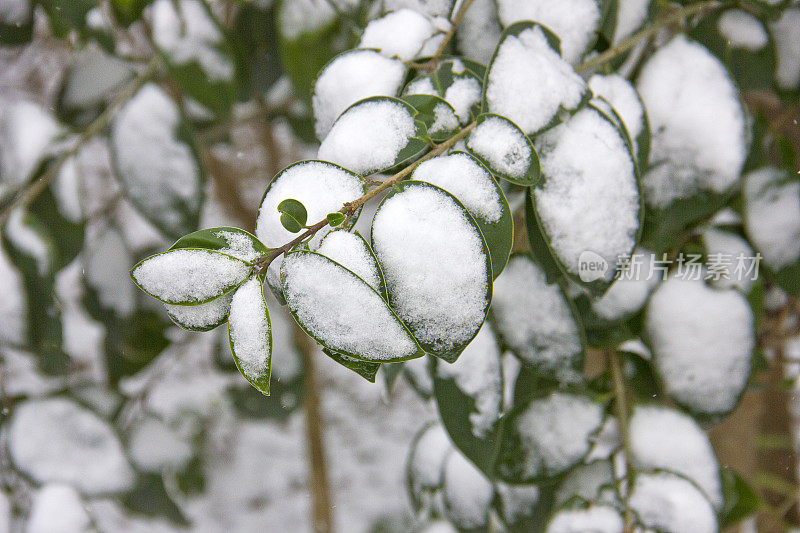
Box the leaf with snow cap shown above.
[497,391,605,483]
[281,250,425,362]
[466,113,540,187]
[494,482,550,531]
[490,254,585,384]
[56,46,134,128]
[411,151,513,278]
[401,94,459,143]
[442,451,495,530]
[256,160,366,250]
[645,276,754,421]
[406,422,454,514]
[312,48,408,140]
[110,83,205,240]
[402,58,484,125]
[169,226,270,264]
[130,248,251,305]
[432,323,505,477]
[484,22,590,136]
[743,167,800,296]
[322,348,380,383]
[636,36,748,249]
[496,0,606,65]
[318,96,429,175]
[227,277,272,395]
[165,293,233,332]
[150,0,237,116]
[529,104,641,295]
[316,229,388,300]
[689,8,777,91]
[629,471,718,533]
[546,503,624,533]
[371,181,493,363]
[359,8,444,62]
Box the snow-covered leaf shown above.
[442,451,494,530]
[770,7,800,93]
[27,484,91,533]
[316,229,387,299]
[588,73,650,172]
[636,36,747,246]
[371,181,492,362]
[110,84,205,239]
[281,250,425,362]
[546,504,623,533]
[645,276,754,419]
[455,0,503,64]
[169,226,270,264]
[465,113,540,187]
[484,22,589,135]
[403,58,484,125]
[318,96,429,175]
[497,391,604,483]
[359,8,443,62]
[130,248,251,305]
[628,405,723,509]
[629,471,718,533]
[402,94,459,142]
[743,167,800,295]
[610,0,652,45]
[530,105,641,293]
[406,422,453,513]
[433,323,504,476]
[490,254,584,383]
[56,45,134,128]
[554,459,618,507]
[8,397,135,494]
[166,293,233,332]
[411,151,513,277]
[151,0,237,115]
[228,277,272,395]
[256,160,365,249]
[312,49,407,140]
[496,0,604,64]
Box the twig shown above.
[254,121,476,273]
[608,349,635,533]
[576,0,727,73]
[415,0,475,72]
[0,57,161,225]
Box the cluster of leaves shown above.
[1,0,799,531]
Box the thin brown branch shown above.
[608,349,635,533]
[416,0,475,72]
[576,0,728,73]
[255,121,476,273]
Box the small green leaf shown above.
[323,348,380,382]
[326,212,346,227]
[719,467,761,528]
[277,198,308,233]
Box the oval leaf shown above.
[466,113,540,187]
[280,250,425,362]
[371,181,493,363]
[130,248,251,305]
[316,230,387,299]
[228,277,272,395]
[169,226,269,264]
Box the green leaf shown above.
[371,181,493,363]
[326,212,346,227]
[130,248,252,305]
[39,0,96,38]
[277,198,308,233]
[228,278,272,395]
[323,348,380,382]
[466,113,540,187]
[719,467,760,528]
[403,58,484,125]
[402,94,459,143]
[110,84,205,240]
[169,226,269,262]
[231,2,283,100]
[432,324,505,478]
[121,474,189,526]
[281,250,426,363]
